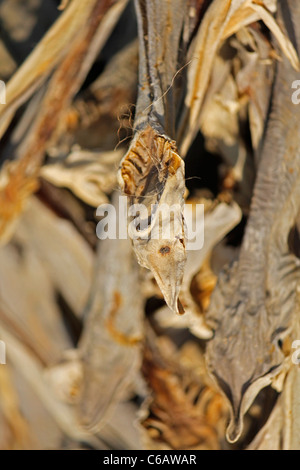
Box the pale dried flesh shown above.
[0,0,299,451]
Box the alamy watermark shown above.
[95,196,204,251]
[0,340,6,365]
[291,80,300,105]
[0,80,6,104]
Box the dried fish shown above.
[140,334,228,450]
[154,198,242,338]
[41,149,123,207]
[77,193,144,432]
[0,366,33,449]
[0,323,103,448]
[0,0,127,244]
[118,0,192,314]
[206,0,300,443]
[69,39,138,151]
[19,197,93,318]
[247,303,300,450]
[1,0,300,451]
[178,0,299,155]
[0,0,127,138]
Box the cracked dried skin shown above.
[120,125,182,200]
[206,0,300,444]
[119,126,186,314]
[141,339,228,450]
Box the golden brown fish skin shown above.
[120,125,182,200]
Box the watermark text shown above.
[0,80,6,104]
[0,340,6,365]
[96,196,204,251]
[291,80,300,105]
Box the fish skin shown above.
[119,0,192,314]
[206,0,300,443]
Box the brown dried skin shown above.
[120,125,182,201]
[206,0,300,444]
[141,339,227,450]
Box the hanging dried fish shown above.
[118,0,195,314]
[0,322,103,448]
[0,0,127,244]
[0,0,128,138]
[140,333,228,450]
[206,0,300,443]
[19,197,93,318]
[154,198,242,339]
[178,0,299,155]
[77,193,144,432]
[247,300,300,450]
